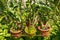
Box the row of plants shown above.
[0,0,60,40]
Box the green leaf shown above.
[0,16,5,22]
[0,36,4,40]
[19,38,24,40]
[0,33,4,36]
[2,25,8,29]
[3,29,8,34]
[4,34,11,37]
[0,29,3,32]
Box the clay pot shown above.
[10,27,22,38]
[38,26,50,37]
[25,26,36,36]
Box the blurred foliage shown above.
[0,0,60,40]
[0,24,11,40]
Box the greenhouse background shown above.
[0,0,60,40]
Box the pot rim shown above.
[10,27,22,34]
[38,26,50,32]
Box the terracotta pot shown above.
[10,27,22,38]
[38,26,50,37]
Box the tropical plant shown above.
[24,0,37,38]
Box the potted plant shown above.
[37,1,52,37]
[37,9,50,37]
[10,21,22,38]
[24,0,37,38]
[8,0,23,38]
[25,19,36,38]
